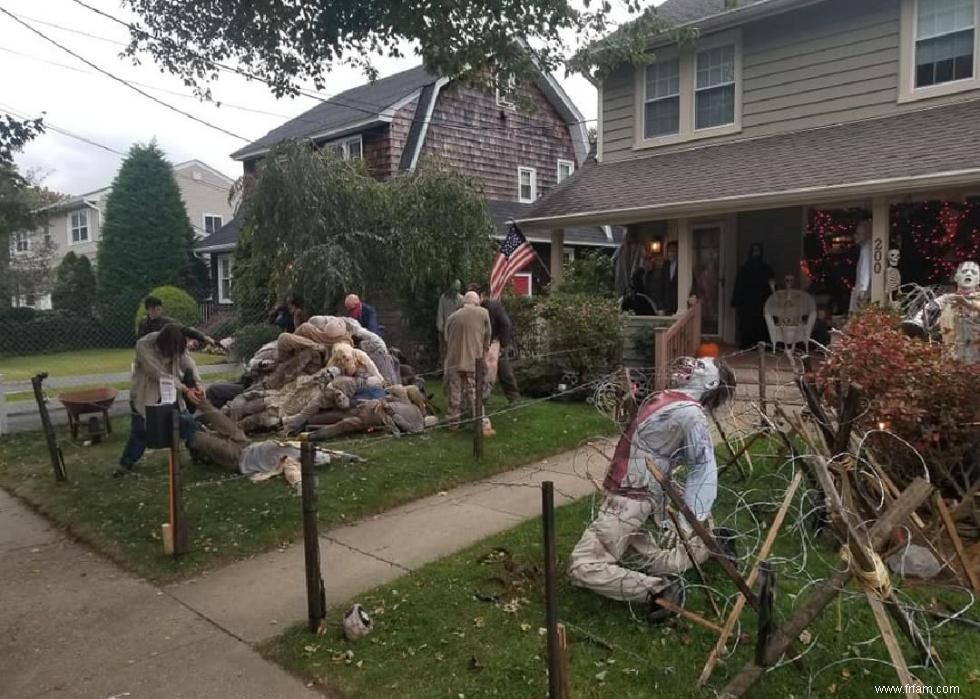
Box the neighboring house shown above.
[519,0,980,343]
[10,160,235,309]
[194,64,623,308]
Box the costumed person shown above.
[443,291,493,436]
[470,284,520,404]
[137,295,214,346]
[623,259,658,316]
[567,356,737,618]
[849,220,872,314]
[905,260,980,365]
[437,280,464,361]
[344,294,381,335]
[116,324,203,477]
[286,292,308,330]
[732,242,775,349]
[660,242,680,315]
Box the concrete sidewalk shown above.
[165,441,613,644]
[0,489,319,699]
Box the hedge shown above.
[0,309,134,357]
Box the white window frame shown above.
[899,0,980,102]
[513,272,533,297]
[496,73,517,109]
[12,231,30,254]
[518,167,537,203]
[68,210,89,245]
[325,134,363,161]
[557,159,575,183]
[217,253,234,304]
[203,214,224,235]
[634,30,742,150]
[694,44,738,132]
[562,247,576,266]
[642,55,682,139]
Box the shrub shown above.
[0,309,133,356]
[540,292,623,386]
[51,252,97,314]
[814,306,980,492]
[204,314,239,340]
[231,322,281,362]
[501,289,541,358]
[134,285,200,331]
[558,250,615,297]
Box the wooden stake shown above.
[300,441,326,633]
[697,469,804,686]
[934,493,980,595]
[556,623,571,699]
[473,358,485,459]
[169,409,188,555]
[655,598,726,634]
[867,592,921,696]
[757,342,767,418]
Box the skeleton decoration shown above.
[904,260,980,364]
[885,249,902,309]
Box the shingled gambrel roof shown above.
[519,99,980,229]
[231,66,439,160]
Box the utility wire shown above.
[0,7,253,143]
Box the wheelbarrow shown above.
[58,387,119,442]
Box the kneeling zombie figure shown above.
[567,356,736,621]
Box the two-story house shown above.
[194,64,623,309]
[10,159,235,309]
[520,0,980,344]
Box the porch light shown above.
[648,238,663,255]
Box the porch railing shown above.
[654,298,702,390]
[200,299,216,324]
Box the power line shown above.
[0,7,253,143]
[66,0,598,139]
[0,46,299,120]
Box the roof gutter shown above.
[516,168,980,229]
[658,0,823,42]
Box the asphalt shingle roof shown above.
[193,216,242,252]
[656,0,768,24]
[522,99,980,224]
[231,66,438,159]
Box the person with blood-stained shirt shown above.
[567,356,736,621]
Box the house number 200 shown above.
[873,238,883,274]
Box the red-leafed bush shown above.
[814,306,980,491]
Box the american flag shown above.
[489,224,538,299]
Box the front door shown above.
[692,226,722,336]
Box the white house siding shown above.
[173,162,236,239]
[601,0,980,162]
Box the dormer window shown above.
[496,73,517,108]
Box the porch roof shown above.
[518,98,980,230]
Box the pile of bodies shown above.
[202,316,436,449]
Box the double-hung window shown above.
[326,135,363,160]
[695,45,736,130]
[518,167,537,203]
[218,254,233,303]
[13,231,29,253]
[557,159,575,183]
[69,211,89,244]
[915,0,976,87]
[204,214,223,235]
[644,58,681,138]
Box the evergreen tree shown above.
[51,251,97,314]
[96,142,197,317]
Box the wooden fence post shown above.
[301,440,326,632]
[0,373,7,437]
[473,358,485,459]
[757,342,767,417]
[169,409,189,555]
[542,481,563,699]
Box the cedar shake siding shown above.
[418,81,577,201]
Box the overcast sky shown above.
[2,0,650,195]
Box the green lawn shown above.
[0,387,615,582]
[265,443,979,698]
[5,370,243,403]
[0,347,228,382]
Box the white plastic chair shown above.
[764,289,816,350]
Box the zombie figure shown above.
[567,357,737,620]
[905,261,980,365]
[886,249,902,309]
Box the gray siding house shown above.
[520,0,980,343]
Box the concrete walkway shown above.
[165,441,611,645]
[0,489,319,699]
[1,442,612,697]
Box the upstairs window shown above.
[204,214,223,235]
[644,58,681,138]
[518,167,537,203]
[69,211,89,244]
[496,73,517,108]
[915,0,976,87]
[13,231,29,253]
[557,159,575,183]
[695,45,736,130]
[326,135,363,160]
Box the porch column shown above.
[870,197,888,305]
[550,229,564,287]
[676,218,693,314]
